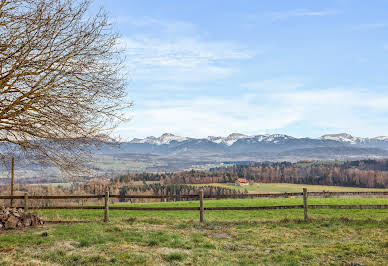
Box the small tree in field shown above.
[0,0,131,171]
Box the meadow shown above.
[1,193,388,265]
[202,182,388,193]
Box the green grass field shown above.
[1,196,388,265]
[202,182,388,193]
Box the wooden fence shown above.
[1,190,387,223]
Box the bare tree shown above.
[0,0,131,171]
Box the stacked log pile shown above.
[0,208,44,230]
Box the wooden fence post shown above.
[104,190,109,222]
[303,188,308,222]
[199,190,204,223]
[24,192,29,212]
[10,157,14,208]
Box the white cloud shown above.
[117,87,388,139]
[119,36,255,82]
[111,16,257,82]
[109,16,388,139]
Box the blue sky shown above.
[91,0,388,139]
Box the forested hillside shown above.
[116,159,388,188]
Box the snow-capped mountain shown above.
[320,133,360,144]
[207,133,250,146]
[320,133,388,146]
[130,133,188,145]
[130,133,301,146]
[130,132,388,147]
[374,136,388,141]
[93,132,388,171]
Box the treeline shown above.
[210,159,388,188]
[0,179,245,206]
[115,159,388,188]
[119,183,243,202]
[116,169,237,185]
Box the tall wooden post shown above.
[24,192,29,212]
[303,188,308,222]
[199,190,204,223]
[10,157,14,208]
[104,190,109,222]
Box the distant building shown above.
[235,178,248,186]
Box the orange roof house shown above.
[235,178,248,186]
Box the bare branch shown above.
[0,0,131,173]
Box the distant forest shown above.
[116,159,388,188]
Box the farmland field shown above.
[1,196,388,265]
[199,182,388,193]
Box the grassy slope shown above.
[1,197,388,265]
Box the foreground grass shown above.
[1,197,388,265]
[0,217,387,265]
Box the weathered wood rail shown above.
[1,191,387,200]
[1,190,387,223]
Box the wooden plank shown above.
[24,192,28,212]
[104,190,109,222]
[308,191,388,197]
[110,194,200,199]
[22,206,200,210]
[110,207,200,211]
[16,205,388,211]
[1,191,387,200]
[0,194,200,200]
[10,157,14,208]
[0,195,25,199]
[19,205,303,210]
[200,190,204,223]
[0,195,103,199]
[303,188,308,221]
[204,193,303,198]
[203,206,304,210]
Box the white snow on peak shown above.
[206,133,295,145]
[320,133,361,144]
[223,133,250,146]
[207,133,250,146]
[130,133,188,145]
[373,136,388,141]
[254,134,294,143]
[206,136,224,144]
[131,132,388,146]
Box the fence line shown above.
[1,191,387,200]
[15,205,388,211]
[1,189,388,223]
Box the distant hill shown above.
[96,132,388,158]
[1,132,388,183]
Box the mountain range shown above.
[2,133,388,183]
[130,132,388,146]
[92,132,388,171]
[118,132,388,155]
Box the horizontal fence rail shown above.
[11,205,388,211]
[1,189,388,223]
[1,191,387,200]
